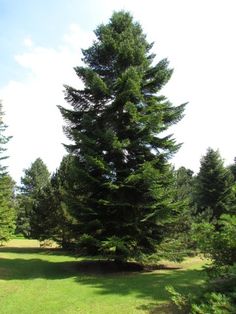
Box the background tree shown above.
[168,167,196,254]
[20,158,50,195]
[29,155,78,248]
[228,157,236,182]
[0,175,15,244]
[59,11,185,261]
[174,167,194,203]
[195,148,235,221]
[49,155,78,248]
[0,102,15,243]
[16,158,50,237]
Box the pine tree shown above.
[59,11,185,260]
[195,148,235,220]
[0,102,15,243]
[174,167,194,203]
[172,167,195,241]
[20,158,50,195]
[228,157,236,182]
[31,155,78,247]
[49,155,78,248]
[17,158,50,237]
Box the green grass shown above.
[0,239,207,313]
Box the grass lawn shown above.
[0,239,207,314]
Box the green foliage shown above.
[15,194,32,237]
[44,155,78,248]
[16,158,50,238]
[228,157,236,182]
[155,238,190,263]
[20,158,50,195]
[166,285,190,313]
[191,292,235,314]
[167,211,236,312]
[77,234,101,255]
[21,155,79,248]
[192,214,236,269]
[170,166,196,255]
[166,151,236,313]
[167,286,236,314]
[174,167,194,203]
[190,218,236,310]
[101,236,138,262]
[0,175,15,244]
[195,148,235,220]
[28,183,56,240]
[0,103,12,176]
[59,11,185,260]
[0,103,15,244]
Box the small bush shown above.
[191,292,235,314]
[77,234,100,255]
[166,286,236,314]
[166,285,191,313]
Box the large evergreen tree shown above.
[16,158,50,237]
[195,148,235,220]
[0,102,15,243]
[59,11,185,260]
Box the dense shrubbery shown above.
[167,214,236,313]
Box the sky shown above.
[1,0,236,183]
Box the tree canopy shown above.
[16,158,50,237]
[59,11,185,260]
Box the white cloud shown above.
[23,37,33,48]
[1,24,93,183]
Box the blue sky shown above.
[0,0,100,84]
[1,0,236,182]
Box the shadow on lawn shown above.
[74,266,205,300]
[73,264,205,313]
[0,248,206,312]
[0,246,72,256]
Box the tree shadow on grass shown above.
[74,267,206,299]
[137,302,180,314]
[0,248,206,311]
[0,246,73,256]
[0,257,79,280]
[74,265,206,313]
